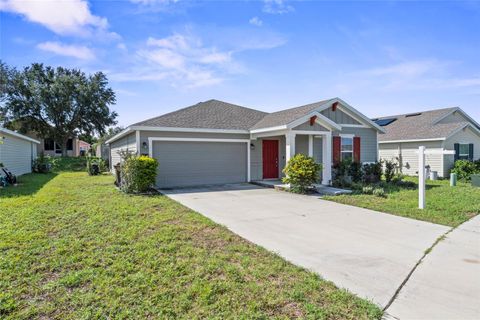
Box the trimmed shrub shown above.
[32,152,56,173]
[349,161,363,183]
[451,160,479,181]
[120,155,158,193]
[86,156,106,176]
[283,154,322,194]
[383,159,397,183]
[363,162,382,184]
[332,159,352,187]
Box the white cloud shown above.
[249,16,263,27]
[263,0,294,14]
[345,59,480,92]
[37,41,95,60]
[111,29,286,88]
[361,60,443,78]
[0,0,112,37]
[117,43,127,50]
[115,33,233,88]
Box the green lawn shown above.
[0,172,381,319]
[324,177,480,227]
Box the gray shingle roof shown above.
[132,99,268,130]
[374,107,469,141]
[250,99,332,130]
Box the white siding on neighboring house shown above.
[109,132,137,168]
[379,141,446,177]
[0,131,38,176]
[443,126,480,174]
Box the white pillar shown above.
[136,130,141,155]
[322,132,332,185]
[308,135,313,157]
[285,132,296,163]
[418,146,425,209]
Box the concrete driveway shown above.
[162,184,449,308]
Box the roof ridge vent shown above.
[405,112,422,117]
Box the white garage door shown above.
[152,140,248,188]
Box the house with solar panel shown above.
[373,107,480,178]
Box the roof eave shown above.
[0,127,40,144]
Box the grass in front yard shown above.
[324,177,479,227]
[0,172,382,319]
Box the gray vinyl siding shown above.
[443,126,480,176]
[295,135,309,155]
[139,130,250,156]
[293,121,328,131]
[0,132,37,176]
[152,141,247,188]
[334,127,378,162]
[321,109,360,125]
[110,132,137,168]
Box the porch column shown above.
[322,132,332,185]
[308,135,313,157]
[285,132,296,163]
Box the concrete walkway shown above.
[385,215,480,319]
[161,183,449,308]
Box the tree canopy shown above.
[1,62,118,155]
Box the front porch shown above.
[249,128,333,185]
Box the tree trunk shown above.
[61,138,69,157]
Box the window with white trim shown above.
[341,137,353,161]
[459,144,470,160]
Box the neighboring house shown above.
[0,127,40,176]
[95,143,110,161]
[374,107,480,178]
[27,134,91,157]
[106,98,384,188]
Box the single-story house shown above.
[0,127,40,176]
[106,98,384,188]
[26,133,91,157]
[374,107,480,178]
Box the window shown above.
[459,144,470,160]
[67,139,73,151]
[44,139,54,151]
[55,143,62,154]
[341,137,353,161]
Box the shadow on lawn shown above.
[0,172,57,198]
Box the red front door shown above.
[262,140,279,179]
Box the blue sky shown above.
[1,0,479,127]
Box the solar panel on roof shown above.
[374,118,397,126]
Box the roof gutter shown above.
[105,127,134,145]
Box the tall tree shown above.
[0,61,12,121]
[1,63,117,156]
